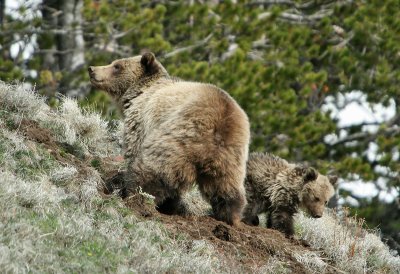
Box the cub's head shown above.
[297,168,338,218]
[88,52,168,99]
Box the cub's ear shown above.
[140,52,158,74]
[328,175,338,187]
[295,166,318,184]
[304,167,318,183]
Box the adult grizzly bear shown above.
[242,152,337,236]
[88,52,250,226]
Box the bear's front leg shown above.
[123,159,141,195]
[157,195,191,217]
[268,207,295,237]
[124,156,160,197]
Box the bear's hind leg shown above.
[210,194,245,226]
[138,135,197,216]
[199,174,246,226]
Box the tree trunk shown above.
[57,0,85,72]
[40,0,85,95]
[39,0,59,71]
[0,0,5,28]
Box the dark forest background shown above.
[1,0,399,252]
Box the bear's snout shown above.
[88,66,94,76]
[312,213,322,218]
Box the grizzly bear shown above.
[242,152,337,236]
[88,52,250,226]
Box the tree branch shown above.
[329,126,400,147]
[248,0,325,9]
[258,9,333,24]
[163,33,213,58]
[339,121,381,130]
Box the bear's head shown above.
[88,52,168,99]
[297,168,338,218]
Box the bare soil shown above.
[19,119,93,177]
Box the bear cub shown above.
[88,52,250,226]
[242,152,338,237]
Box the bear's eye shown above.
[113,63,122,72]
[325,201,328,205]
[315,197,320,202]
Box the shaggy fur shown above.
[88,52,250,226]
[242,152,338,236]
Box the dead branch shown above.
[329,126,400,147]
[163,33,213,58]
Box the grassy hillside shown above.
[0,81,399,273]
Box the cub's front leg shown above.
[242,200,263,226]
[267,207,296,237]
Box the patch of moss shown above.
[93,210,112,223]
[59,142,86,160]
[60,198,79,208]
[59,147,68,158]
[0,110,17,130]
[90,157,102,170]
[0,139,6,164]
[38,213,59,233]
[13,147,57,180]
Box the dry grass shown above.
[295,209,400,273]
[255,256,290,274]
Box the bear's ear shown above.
[294,166,318,184]
[328,175,338,187]
[140,52,159,74]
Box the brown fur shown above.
[242,152,338,236]
[88,52,250,226]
